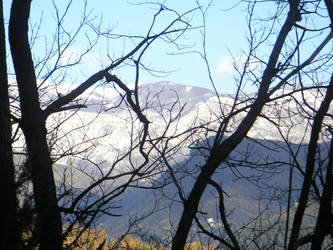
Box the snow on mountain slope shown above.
[42,81,332,187]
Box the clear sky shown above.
[9,0,248,94]
[4,1,329,94]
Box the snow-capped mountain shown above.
[48,81,219,164]
[40,81,331,239]
[51,80,331,152]
[44,81,331,190]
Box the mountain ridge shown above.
[45,81,331,243]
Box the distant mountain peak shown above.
[155,81,176,86]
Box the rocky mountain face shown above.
[48,81,331,240]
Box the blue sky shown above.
[4,1,330,94]
[13,0,249,93]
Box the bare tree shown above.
[9,1,64,248]
[5,0,333,249]
[0,0,18,249]
[5,0,198,249]
[165,1,333,249]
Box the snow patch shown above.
[207,218,216,228]
[160,81,175,86]
[186,86,192,92]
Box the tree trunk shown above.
[9,1,62,249]
[311,135,333,249]
[288,81,333,250]
[171,2,300,248]
[0,0,19,248]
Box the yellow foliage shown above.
[63,227,166,250]
[117,235,166,250]
[63,226,110,249]
[24,224,212,249]
[184,241,214,250]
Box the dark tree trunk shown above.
[9,1,62,249]
[311,135,333,249]
[171,2,300,248]
[288,82,333,250]
[0,0,19,248]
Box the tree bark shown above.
[0,0,19,248]
[9,1,62,249]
